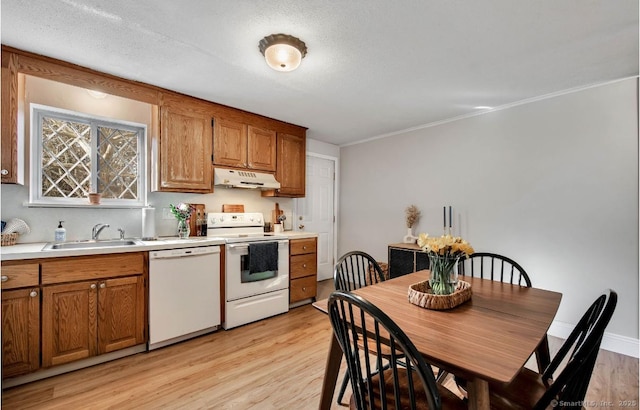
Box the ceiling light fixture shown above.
[259,33,307,72]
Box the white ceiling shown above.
[1,1,638,146]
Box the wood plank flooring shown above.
[2,280,638,409]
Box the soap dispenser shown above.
[55,221,66,242]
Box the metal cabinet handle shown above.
[303,263,307,268]
[299,224,305,230]
[90,284,97,289]
[1,276,8,282]
[30,290,38,298]
[0,169,8,176]
[100,283,106,289]
[302,246,307,250]
[302,287,307,291]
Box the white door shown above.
[296,155,336,281]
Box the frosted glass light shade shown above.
[259,34,307,72]
[264,43,302,72]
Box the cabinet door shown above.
[2,288,40,378]
[1,50,18,184]
[290,253,317,280]
[275,133,306,197]
[213,118,247,168]
[416,252,430,271]
[159,105,213,192]
[388,248,415,278]
[290,276,317,304]
[98,275,146,354]
[42,281,98,367]
[247,125,276,172]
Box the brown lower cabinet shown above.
[2,287,40,378]
[289,237,318,304]
[1,252,147,379]
[42,276,145,367]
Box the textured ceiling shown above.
[1,0,638,146]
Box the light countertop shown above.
[0,231,318,261]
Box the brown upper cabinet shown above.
[157,96,214,193]
[1,50,20,184]
[263,133,306,197]
[214,119,276,172]
[0,46,307,194]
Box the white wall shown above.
[339,78,639,345]
[0,183,293,242]
[307,138,340,158]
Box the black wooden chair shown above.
[451,252,549,391]
[458,252,550,368]
[328,290,465,410]
[457,252,532,287]
[334,250,386,292]
[488,289,617,409]
[333,250,388,404]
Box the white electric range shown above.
[207,212,289,329]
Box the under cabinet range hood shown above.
[214,168,281,190]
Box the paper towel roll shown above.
[142,207,156,239]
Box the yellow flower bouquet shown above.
[417,233,474,295]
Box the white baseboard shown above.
[548,320,639,358]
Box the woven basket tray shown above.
[408,280,472,310]
[1,233,18,246]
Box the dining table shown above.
[313,270,562,410]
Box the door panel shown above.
[296,156,336,281]
[98,275,145,354]
[42,281,97,367]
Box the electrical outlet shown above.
[162,207,174,220]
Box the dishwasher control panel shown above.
[149,246,220,259]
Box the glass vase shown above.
[427,254,460,295]
[177,219,190,239]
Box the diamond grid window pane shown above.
[41,117,92,198]
[97,126,139,200]
[33,106,145,205]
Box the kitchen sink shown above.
[42,239,144,251]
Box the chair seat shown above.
[349,368,466,410]
[488,367,549,410]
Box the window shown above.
[30,104,146,206]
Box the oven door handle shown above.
[227,240,288,250]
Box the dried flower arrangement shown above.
[405,205,420,228]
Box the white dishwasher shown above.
[148,246,221,350]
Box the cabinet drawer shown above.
[1,263,39,289]
[41,253,145,285]
[290,253,317,279]
[290,276,317,303]
[290,238,316,255]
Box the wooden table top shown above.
[314,270,562,384]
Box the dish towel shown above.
[248,242,279,274]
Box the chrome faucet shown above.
[92,223,110,240]
[117,228,125,240]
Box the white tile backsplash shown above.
[1,184,293,243]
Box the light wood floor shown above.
[2,280,638,409]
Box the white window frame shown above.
[29,104,147,207]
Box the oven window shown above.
[240,254,277,283]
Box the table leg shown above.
[466,378,490,410]
[535,334,551,372]
[319,332,343,410]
